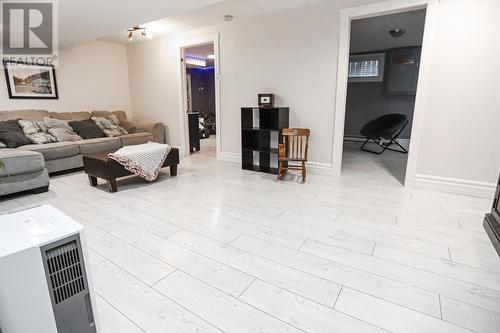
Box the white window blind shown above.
[349,60,379,77]
[348,53,385,82]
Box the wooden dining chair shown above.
[278,128,310,182]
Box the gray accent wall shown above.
[345,9,426,140]
[350,9,426,53]
[345,82,414,139]
[188,68,216,114]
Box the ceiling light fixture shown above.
[126,26,152,41]
[389,28,406,38]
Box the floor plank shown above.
[154,270,302,333]
[335,287,472,333]
[169,229,342,307]
[240,279,387,333]
[84,223,175,285]
[373,243,500,291]
[92,261,221,333]
[301,238,500,313]
[441,296,500,333]
[232,234,440,317]
[95,295,144,333]
[111,225,254,297]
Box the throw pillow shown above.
[43,117,82,142]
[18,119,57,144]
[0,119,32,148]
[68,119,105,139]
[90,115,128,137]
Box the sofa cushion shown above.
[43,117,82,142]
[45,155,83,173]
[0,169,49,196]
[91,115,128,137]
[0,109,49,121]
[69,119,105,139]
[92,111,130,132]
[77,137,121,155]
[18,119,57,144]
[19,142,79,160]
[50,111,90,121]
[0,149,45,177]
[0,120,32,148]
[119,132,154,146]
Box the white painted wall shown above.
[127,0,500,194]
[127,35,182,146]
[414,0,500,189]
[0,41,131,114]
[128,0,375,163]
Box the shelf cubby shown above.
[241,107,289,175]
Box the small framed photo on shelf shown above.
[258,93,274,107]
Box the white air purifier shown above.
[0,204,100,333]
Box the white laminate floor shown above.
[342,140,409,186]
[1,140,499,333]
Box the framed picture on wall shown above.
[3,60,58,99]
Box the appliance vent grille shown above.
[45,241,85,304]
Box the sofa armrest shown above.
[130,120,165,143]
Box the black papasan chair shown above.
[360,113,409,154]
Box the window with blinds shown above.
[348,53,385,82]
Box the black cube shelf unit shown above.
[241,107,289,174]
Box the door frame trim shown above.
[331,0,440,187]
[176,34,221,158]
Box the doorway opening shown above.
[181,42,217,159]
[340,8,426,185]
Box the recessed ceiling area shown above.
[58,0,223,48]
[185,43,215,68]
[100,0,327,45]
[350,9,426,53]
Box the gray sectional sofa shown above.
[0,109,166,196]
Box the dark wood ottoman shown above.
[82,147,179,192]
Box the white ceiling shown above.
[100,0,326,45]
[350,9,426,53]
[58,0,223,48]
[186,43,214,58]
[186,43,215,67]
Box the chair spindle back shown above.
[282,128,310,161]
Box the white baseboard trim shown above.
[217,152,335,176]
[218,151,240,164]
[217,152,494,198]
[307,161,336,176]
[413,174,496,199]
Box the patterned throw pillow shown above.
[91,115,128,137]
[18,119,57,144]
[43,117,82,142]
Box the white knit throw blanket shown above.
[108,142,171,181]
